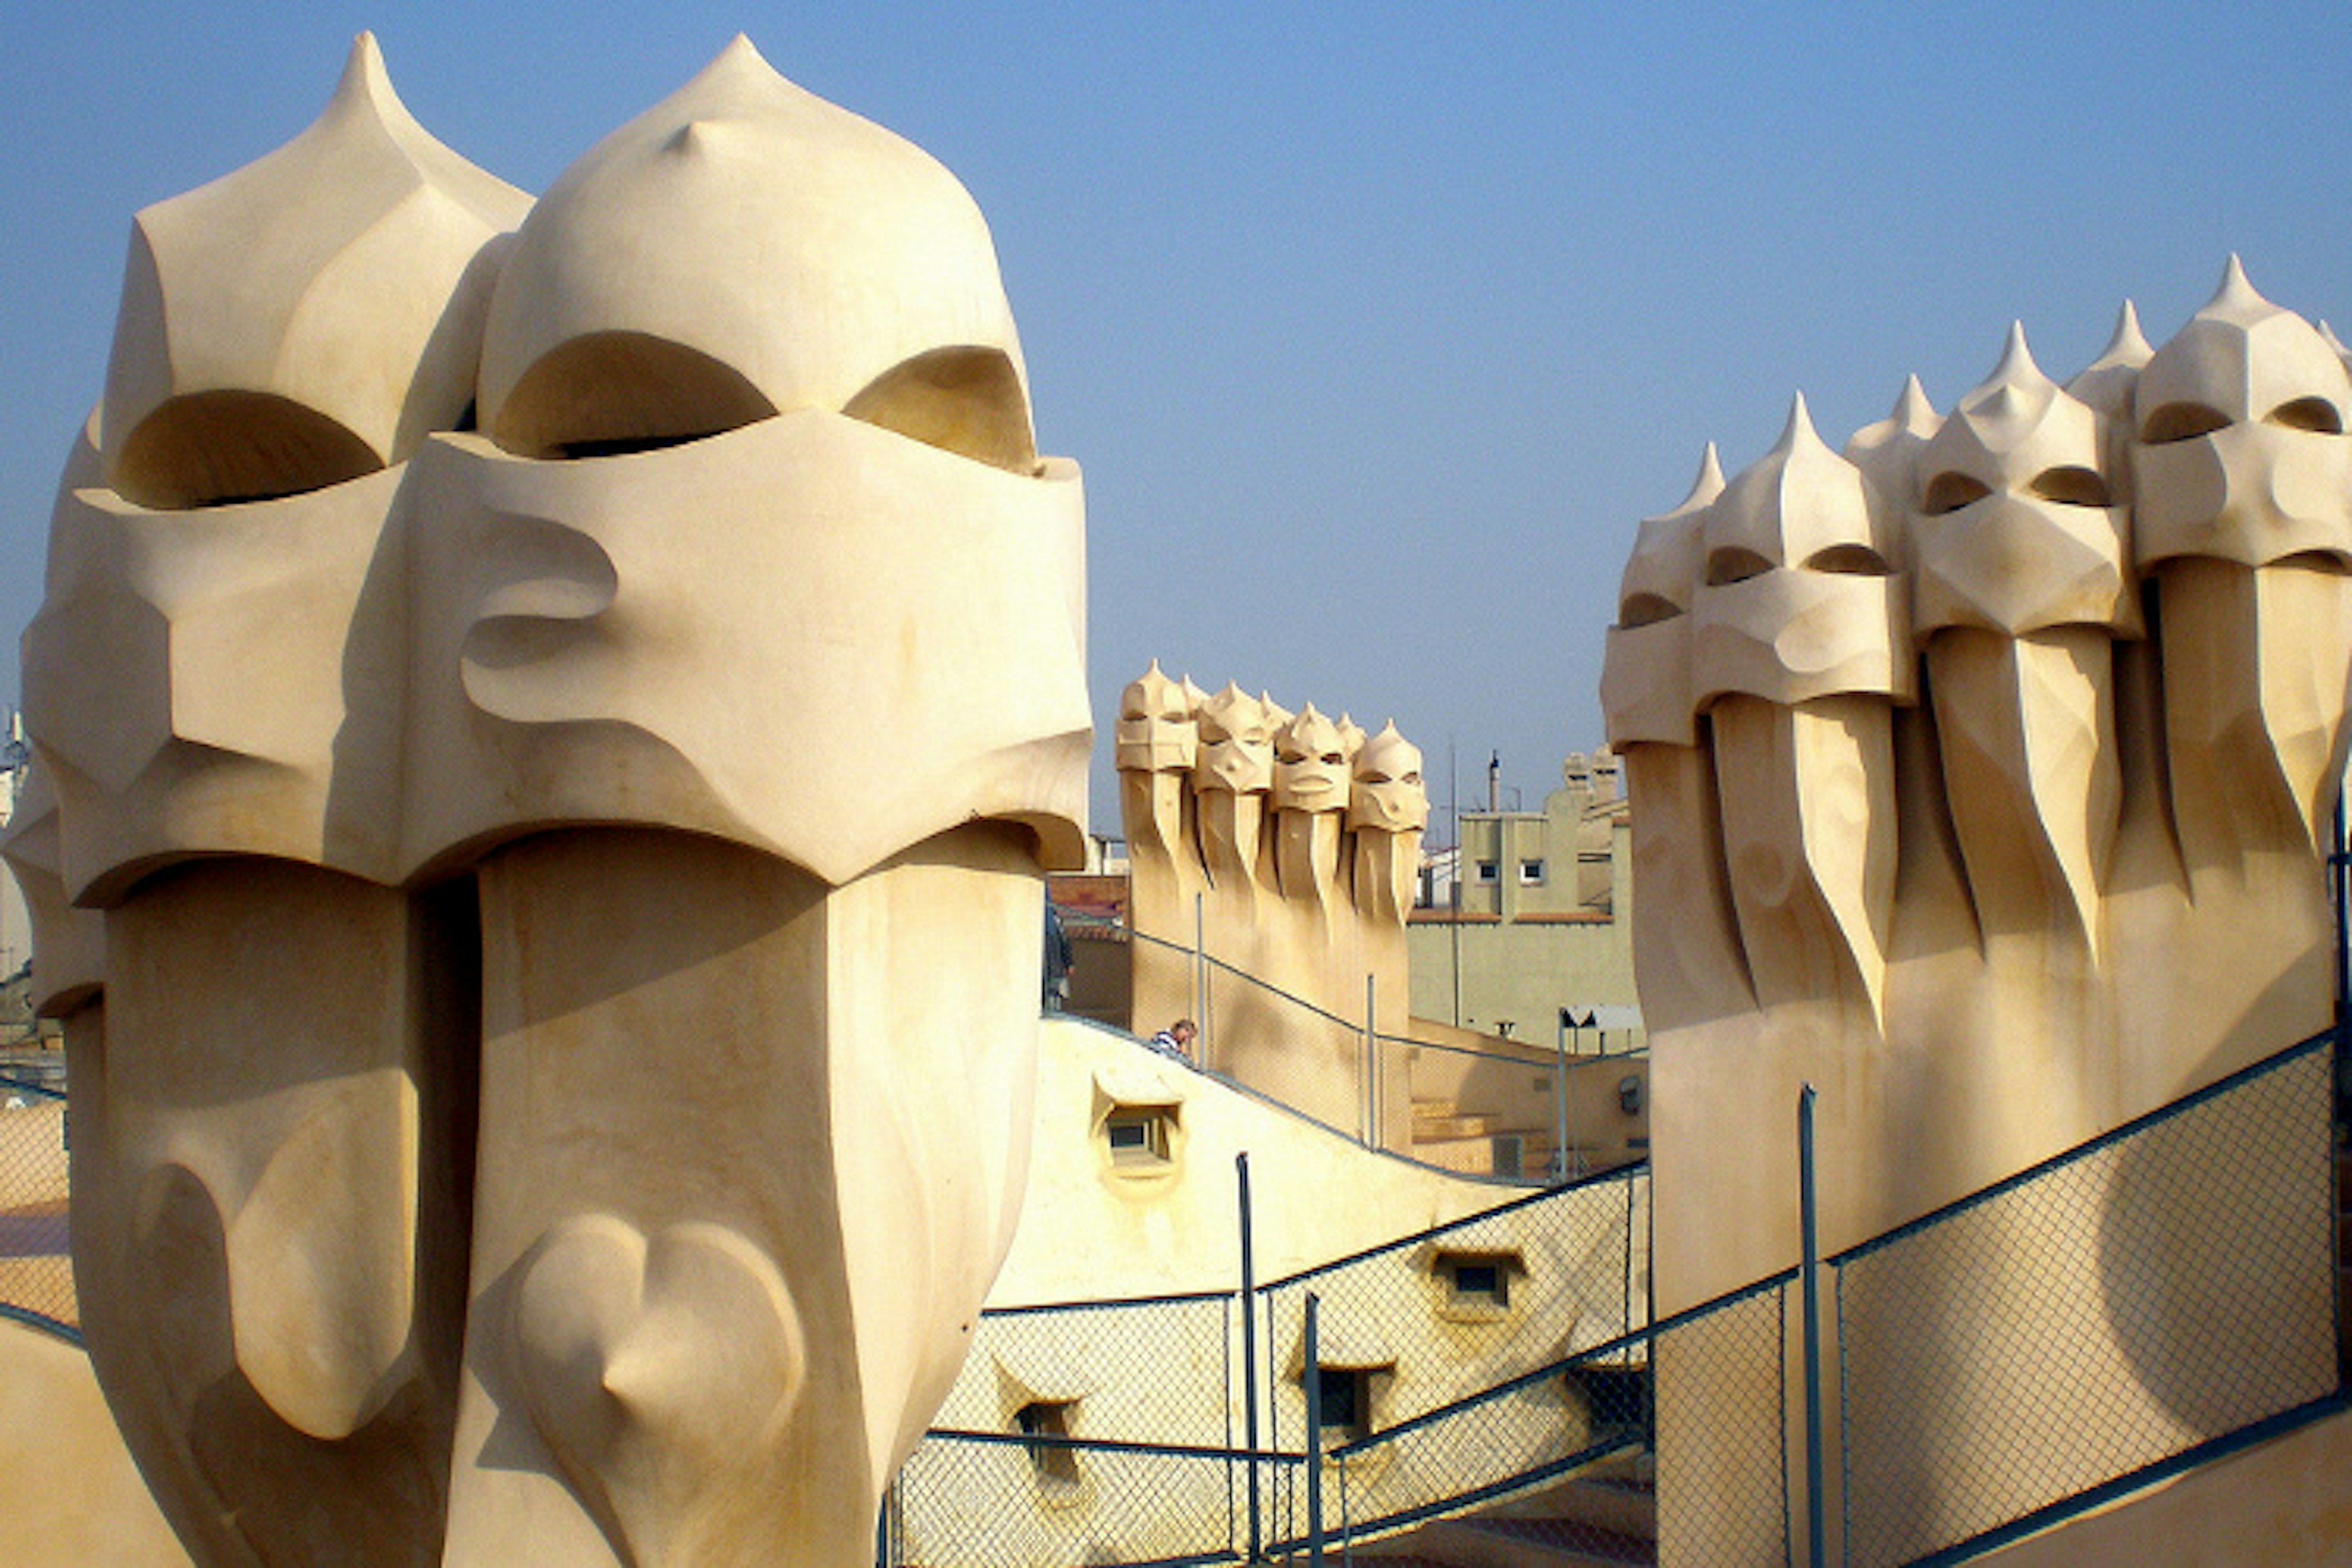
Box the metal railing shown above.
[1086,910,1648,1184]
[1830,1028,2340,1566]
[894,1022,2345,1567]
[892,1159,1653,1567]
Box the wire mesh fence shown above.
[892,1169,1655,1567]
[1832,1030,2340,1567]
[1256,1169,1647,1452]
[1290,1331,1657,1555]
[888,1430,1298,1568]
[933,1291,1240,1451]
[0,1064,74,1338]
[1651,1273,1795,1567]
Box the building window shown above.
[1565,1363,1649,1437]
[1518,858,1545,884]
[1474,860,1499,884]
[1434,1250,1519,1320]
[1104,1106,1175,1167]
[1014,1400,1082,1486]
[1312,1366,1373,1444]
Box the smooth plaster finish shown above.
[8,34,1085,1568]
[0,1321,190,1567]
[1604,258,2352,1562]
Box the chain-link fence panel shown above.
[1652,1273,1793,1568]
[1834,1033,2337,1568]
[0,1068,74,1337]
[1254,1168,1647,1501]
[1283,1332,1652,1557]
[934,1292,1238,1452]
[889,1431,1298,1568]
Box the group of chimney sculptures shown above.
[12,29,2350,1568]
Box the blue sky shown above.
[6,4,2350,835]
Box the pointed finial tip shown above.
[1992,321,2045,385]
[324,29,410,126]
[1895,372,1935,419]
[1682,443,1726,507]
[1776,391,1825,453]
[689,32,784,92]
[2209,253,2270,314]
[338,29,393,94]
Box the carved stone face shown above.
[1193,684,1274,796]
[1348,723,1428,833]
[1272,704,1350,813]
[1691,399,1915,709]
[1602,447,1720,749]
[2134,260,2352,570]
[1114,663,1197,773]
[1910,326,2136,639]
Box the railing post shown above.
[1238,1152,1262,1562]
[1305,1291,1325,1568]
[1800,1082,1826,1568]
[1194,891,1207,1066]
[1362,974,1376,1147]
[1555,1008,1571,1185]
[2333,794,2348,1106]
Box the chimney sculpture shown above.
[8,36,1088,1568]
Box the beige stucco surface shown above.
[1977,1404,2352,1567]
[0,1321,189,1567]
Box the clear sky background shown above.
[5,4,2350,837]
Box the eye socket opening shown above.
[2027,466,2113,507]
[2277,548,2352,577]
[1921,472,1992,516]
[2140,402,2231,445]
[111,391,383,510]
[492,331,777,460]
[843,345,1038,474]
[1618,592,1685,628]
[2267,396,2345,435]
[1801,544,1890,576]
[1704,548,1773,587]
